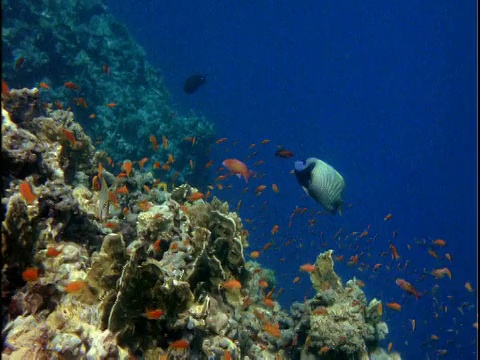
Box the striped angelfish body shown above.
[307,159,345,213]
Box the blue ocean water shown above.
[104,1,478,358]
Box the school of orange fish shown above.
[7,74,476,357]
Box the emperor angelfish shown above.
[294,157,345,215]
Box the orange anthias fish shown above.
[250,251,260,259]
[385,302,402,311]
[162,135,168,150]
[106,102,117,108]
[389,243,400,260]
[150,135,159,150]
[142,309,164,320]
[62,129,78,146]
[432,239,447,247]
[46,247,62,257]
[187,192,204,202]
[396,278,421,299]
[221,279,242,290]
[64,81,79,90]
[169,339,190,349]
[2,79,10,95]
[222,158,254,183]
[264,322,281,338]
[39,82,50,89]
[299,264,317,273]
[431,267,452,279]
[19,181,37,204]
[271,224,279,235]
[64,280,87,293]
[122,161,133,177]
[22,267,39,282]
[138,157,149,169]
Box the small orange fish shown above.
[122,161,133,177]
[116,185,129,194]
[143,309,164,320]
[205,160,213,169]
[431,267,452,279]
[271,184,279,193]
[89,113,96,118]
[385,302,402,311]
[255,185,266,193]
[75,97,88,108]
[396,278,420,299]
[138,157,149,169]
[387,342,393,352]
[64,280,87,293]
[221,279,242,290]
[64,81,79,90]
[39,82,50,89]
[293,276,300,284]
[2,79,10,95]
[428,249,438,258]
[432,239,446,246]
[137,199,152,212]
[263,242,272,251]
[153,161,161,169]
[162,135,168,150]
[22,267,39,282]
[108,191,119,208]
[264,322,280,338]
[167,153,175,164]
[169,339,190,349]
[271,224,279,235]
[373,263,383,271]
[299,263,317,273]
[260,139,271,144]
[46,247,62,257]
[263,298,275,307]
[258,280,269,288]
[62,129,77,146]
[222,158,254,183]
[250,251,260,259]
[216,137,228,144]
[389,243,400,260]
[187,192,204,202]
[384,213,392,221]
[143,185,151,193]
[465,282,473,292]
[150,135,159,150]
[19,181,37,204]
[189,159,194,169]
[356,279,365,287]
[430,334,439,340]
[106,102,117,108]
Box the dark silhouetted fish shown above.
[183,74,207,94]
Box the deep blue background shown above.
[106,1,477,358]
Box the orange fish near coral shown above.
[46,247,62,258]
[122,161,133,177]
[385,302,402,311]
[222,158,254,183]
[106,102,117,108]
[169,339,190,349]
[64,81,79,90]
[19,181,37,204]
[250,251,260,259]
[62,129,78,146]
[271,224,279,235]
[22,267,39,282]
[299,264,317,273]
[142,309,164,320]
[162,135,168,150]
[187,192,204,202]
[64,280,88,293]
[264,322,281,338]
[150,135,159,150]
[396,278,420,299]
[39,82,50,89]
[221,279,242,290]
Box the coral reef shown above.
[2,0,215,187]
[2,88,400,359]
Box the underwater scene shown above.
[1,1,477,359]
